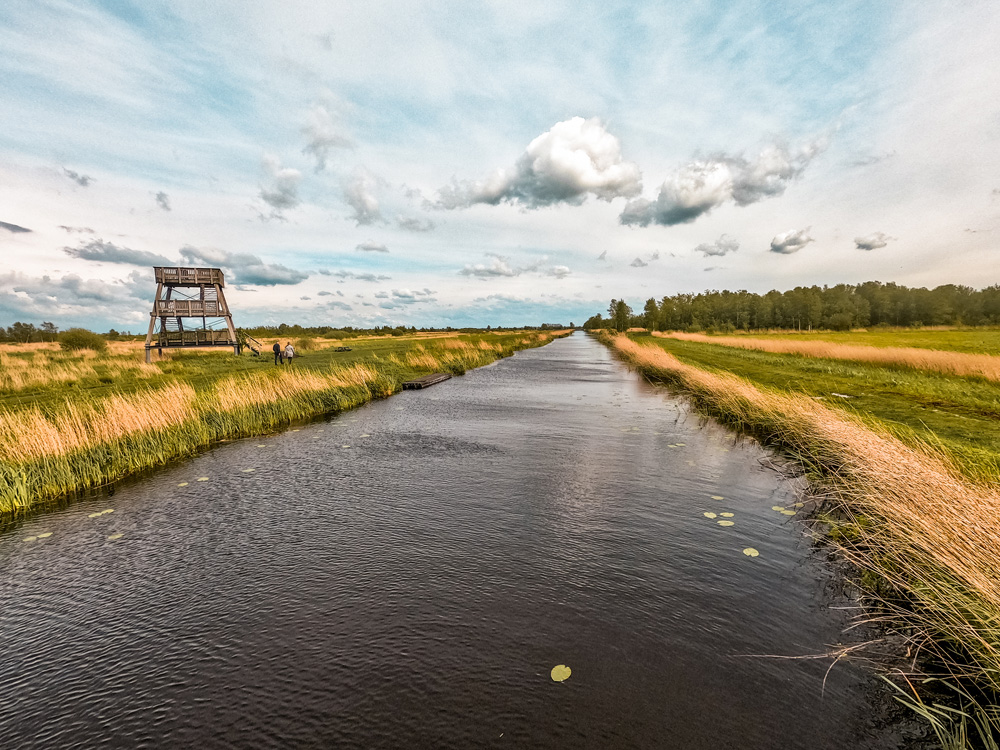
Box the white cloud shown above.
[355,240,388,253]
[302,103,352,171]
[547,265,571,278]
[344,168,383,225]
[63,168,93,187]
[179,245,308,285]
[396,215,435,232]
[769,227,815,254]
[854,231,894,251]
[259,154,302,215]
[620,140,826,226]
[436,116,642,209]
[630,257,648,267]
[693,234,740,257]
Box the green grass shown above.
[636,335,1000,484]
[716,327,1000,354]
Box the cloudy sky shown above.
[1,1,998,331]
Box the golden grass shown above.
[657,331,1000,382]
[611,334,1000,689]
[0,346,160,392]
[213,363,384,412]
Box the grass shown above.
[657,331,1000,382]
[682,327,1000,354]
[0,331,568,515]
[640,334,1000,486]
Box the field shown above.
[0,331,568,515]
[685,327,1000,355]
[600,329,1000,737]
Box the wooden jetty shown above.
[402,373,452,390]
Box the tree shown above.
[611,299,633,332]
[642,298,658,330]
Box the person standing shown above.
[284,341,295,364]
[272,341,282,365]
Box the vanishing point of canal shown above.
[1,333,899,748]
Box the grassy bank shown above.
[0,331,567,515]
[656,331,1000,382]
[640,334,1000,486]
[599,332,1000,725]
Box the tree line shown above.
[585,282,1000,333]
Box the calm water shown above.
[0,333,894,748]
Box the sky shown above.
[1,0,998,331]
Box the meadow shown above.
[0,331,567,515]
[600,329,1000,741]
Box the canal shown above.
[0,332,894,748]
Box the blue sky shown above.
[1,0,998,330]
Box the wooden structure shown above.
[402,373,452,390]
[144,267,239,362]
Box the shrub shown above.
[294,336,317,352]
[59,328,107,352]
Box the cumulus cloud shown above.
[64,239,173,266]
[630,257,648,267]
[547,265,571,278]
[436,116,642,209]
[155,191,171,211]
[0,271,139,306]
[344,169,384,225]
[325,300,352,311]
[58,225,94,234]
[396,215,435,232]
[63,168,93,187]
[377,288,438,309]
[179,245,308,285]
[460,254,533,278]
[302,104,352,171]
[693,234,740,257]
[854,231,895,251]
[769,227,815,254]
[259,154,302,216]
[0,221,31,233]
[620,139,826,227]
[356,241,388,253]
[300,296,311,300]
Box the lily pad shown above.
[242,468,255,473]
[23,536,37,543]
[178,482,189,487]
[341,444,351,449]
[88,512,102,518]
[780,510,797,516]
[743,547,760,557]
[197,477,209,482]
[771,505,784,511]
[550,664,572,682]
[36,532,52,539]
[720,512,734,518]
[703,512,717,519]
[711,495,724,500]
[717,520,735,527]
[256,444,267,448]
[107,533,124,541]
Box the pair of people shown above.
[272,341,295,365]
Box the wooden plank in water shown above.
[402,373,452,390]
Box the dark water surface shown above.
[1,333,891,748]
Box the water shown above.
[0,333,894,748]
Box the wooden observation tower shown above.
[144,267,239,362]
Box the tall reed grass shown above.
[0,331,563,514]
[657,331,1000,382]
[606,333,1000,694]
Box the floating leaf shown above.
[242,468,255,473]
[703,512,717,519]
[178,482,189,487]
[23,536,37,543]
[36,532,52,539]
[360,434,371,438]
[793,502,804,508]
[107,533,123,541]
[780,510,797,516]
[771,505,784,511]
[197,477,209,482]
[291,429,301,432]
[743,547,760,557]
[256,444,267,448]
[88,512,102,518]
[676,443,686,446]
[550,664,572,682]
[720,512,734,518]
[341,444,350,449]
[711,495,724,500]
[103,509,114,515]
[717,520,735,527]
